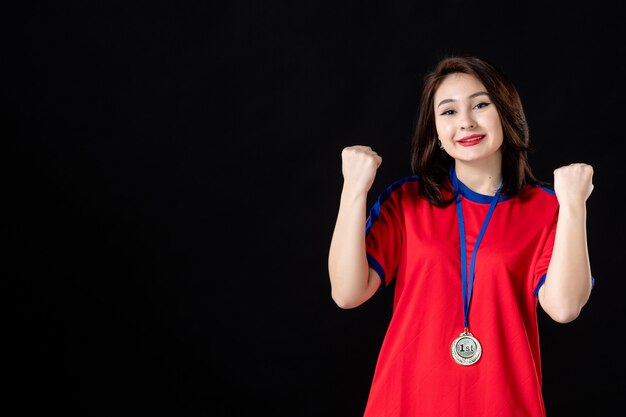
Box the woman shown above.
[328,55,594,416]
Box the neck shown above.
[454,161,502,196]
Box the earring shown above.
[438,138,444,149]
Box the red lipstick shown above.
[457,134,485,146]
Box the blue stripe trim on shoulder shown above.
[365,176,419,236]
[367,254,386,290]
[531,184,556,195]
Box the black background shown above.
[6,1,624,416]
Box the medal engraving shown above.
[451,331,482,366]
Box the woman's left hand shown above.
[553,163,594,206]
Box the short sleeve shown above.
[532,206,596,297]
[533,209,558,297]
[365,181,407,289]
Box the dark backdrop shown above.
[6,1,623,416]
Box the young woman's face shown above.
[433,73,503,164]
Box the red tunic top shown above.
[364,175,559,417]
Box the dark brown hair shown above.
[410,55,539,206]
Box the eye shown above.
[440,109,456,116]
[474,102,491,109]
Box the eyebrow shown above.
[437,91,489,108]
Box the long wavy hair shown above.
[410,55,540,207]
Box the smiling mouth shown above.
[458,135,485,144]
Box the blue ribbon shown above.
[451,166,503,329]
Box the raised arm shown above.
[328,146,383,309]
[538,163,594,323]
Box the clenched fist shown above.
[341,145,382,195]
[553,163,594,207]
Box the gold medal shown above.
[451,330,482,366]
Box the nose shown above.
[459,113,476,129]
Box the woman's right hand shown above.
[341,145,382,195]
